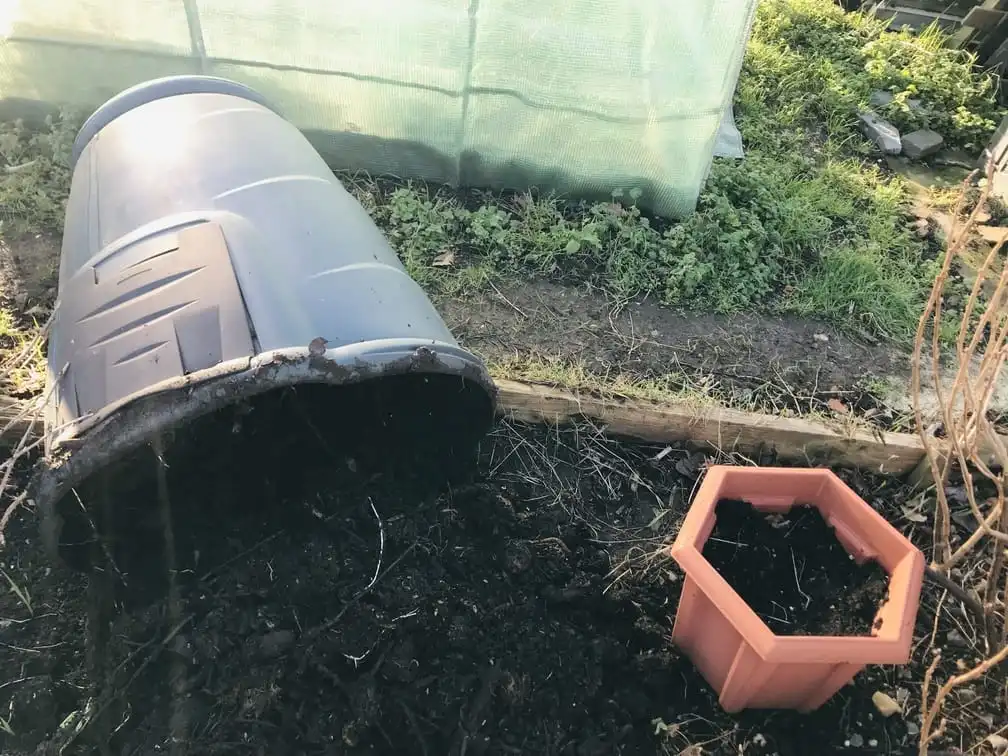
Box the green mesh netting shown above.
[0,0,756,217]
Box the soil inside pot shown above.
[701,499,890,636]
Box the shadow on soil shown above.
[4,401,989,756]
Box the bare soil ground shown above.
[441,280,902,410]
[439,281,1007,430]
[0,231,58,312]
[1,414,1005,755]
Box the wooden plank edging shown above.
[494,379,928,475]
[3,382,931,476]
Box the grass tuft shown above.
[0,111,76,236]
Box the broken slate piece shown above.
[858,110,901,155]
[987,734,1008,754]
[902,129,944,160]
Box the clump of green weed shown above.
[0,308,46,395]
[363,152,929,341]
[749,0,1002,152]
[0,110,78,236]
[862,28,1000,151]
[931,181,1008,224]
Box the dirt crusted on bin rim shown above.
[0,410,1004,756]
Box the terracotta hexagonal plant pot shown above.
[669,466,925,713]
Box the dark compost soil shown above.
[1,398,1004,756]
[702,501,889,637]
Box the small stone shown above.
[259,629,295,657]
[342,721,362,747]
[675,452,705,478]
[872,690,902,717]
[869,740,878,748]
[858,110,902,154]
[503,541,533,574]
[977,224,1008,244]
[848,733,864,748]
[902,129,944,160]
[987,734,1008,754]
[906,722,920,736]
[813,333,829,343]
[432,248,456,267]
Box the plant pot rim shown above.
[670,465,924,664]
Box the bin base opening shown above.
[49,372,493,593]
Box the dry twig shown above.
[913,161,1008,755]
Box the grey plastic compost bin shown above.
[34,75,496,566]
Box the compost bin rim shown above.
[31,339,496,521]
[70,74,281,169]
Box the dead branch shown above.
[919,644,1008,756]
[914,159,1008,755]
